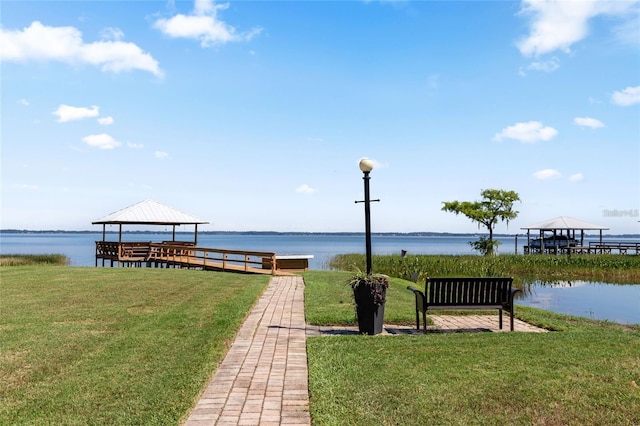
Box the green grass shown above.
[329,253,640,283]
[3,261,639,425]
[0,266,269,425]
[307,323,640,425]
[304,269,640,425]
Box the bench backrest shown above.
[425,277,513,306]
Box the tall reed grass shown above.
[329,253,640,283]
[0,254,69,266]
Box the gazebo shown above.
[92,199,209,266]
[521,216,609,254]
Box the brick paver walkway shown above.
[184,276,310,426]
[184,276,547,425]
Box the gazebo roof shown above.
[92,199,209,225]
[521,216,608,231]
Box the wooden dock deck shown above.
[95,241,307,275]
[524,241,640,255]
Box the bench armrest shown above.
[407,286,426,330]
[509,287,522,306]
[407,285,422,295]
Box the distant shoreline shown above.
[1,229,639,238]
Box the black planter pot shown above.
[353,283,386,335]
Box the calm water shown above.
[1,232,638,324]
[517,280,639,325]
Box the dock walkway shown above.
[95,242,312,275]
[183,276,545,425]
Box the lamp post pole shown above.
[356,158,379,276]
[363,169,373,275]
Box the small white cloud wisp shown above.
[98,116,114,125]
[154,0,261,47]
[611,85,640,106]
[82,133,121,150]
[296,184,317,195]
[574,117,605,129]
[494,121,558,143]
[533,169,562,180]
[54,104,99,123]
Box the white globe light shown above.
[359,158,374,173]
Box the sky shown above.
[1,0,639,234]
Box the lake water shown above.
[517,280,639,325]
[1,232,638,325]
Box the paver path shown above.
[184,276,310,426]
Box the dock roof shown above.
[521,216,608,231]
[92,199,209,225]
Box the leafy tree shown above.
[442,189,521,255]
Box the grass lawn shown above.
[304,270,640,425]
[3,262,639,425]
[0,266,269,424]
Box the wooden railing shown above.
[95,241,278,274]
[148,243,277,274]
[524,241,640,255]
[588,241,640,254]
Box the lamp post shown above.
[356,158,379,275]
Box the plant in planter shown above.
[348,272,390,335]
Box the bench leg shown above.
[499,309,503,330]
[510,307,515,331]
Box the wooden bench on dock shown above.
[407,277,521,332]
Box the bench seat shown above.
[407,277,521,332]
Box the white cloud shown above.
[0,21,163,77]
[611,85,640,106]
[82,133,121,149]
[296,184,317,195]
[154,0,262,47]
[53,104,99,122]
[526,56,560,73]
[574,116,605,128]
[127,142,143,149]
[533,169,562,180]
[98,116,114,125]
[516,0,638,57]
[494,121,558,143]
[569,173,584,182]
[17,98,29,106]
[155,151,169,159]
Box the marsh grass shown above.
[329,253,640,283]
[0,254,69,266]
[0,266,269,424]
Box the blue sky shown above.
[2,0,639,234]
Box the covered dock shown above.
[520,216,626,254]
[92,200,311,274]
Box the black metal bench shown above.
[407,277,521,332]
